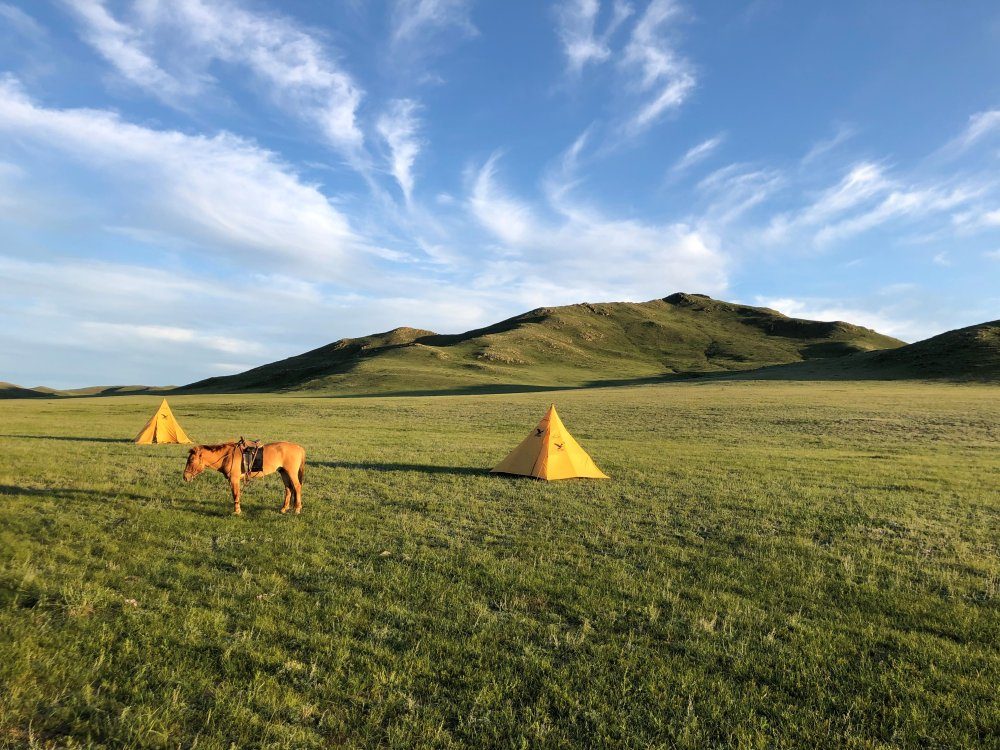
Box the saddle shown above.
[237,437,264,475]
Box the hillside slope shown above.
[180,293,904,395]
[730,320,1000,382]
[0,382,52,399]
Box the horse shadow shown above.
[0,483,245,519]
[315,460,486,477]
[0,484,147,502]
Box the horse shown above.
[183,441,306,515]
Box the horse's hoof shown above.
[294,508,302,515]
[233,509,242,516]
[280,508,288,514]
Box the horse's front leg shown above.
[231,475,242,515]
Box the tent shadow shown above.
[316,460,486,477]
[0,434,132,444]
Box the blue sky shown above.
[1,0,998,389]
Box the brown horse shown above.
[183,441,306,515]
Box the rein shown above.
[195,442,265,486]
[197,445,236,473]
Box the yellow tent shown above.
[134,398,191,444]
[491,404,608,480]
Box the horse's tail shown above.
[298,456,305,485]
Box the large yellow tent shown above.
[134,398,191,444]
[491,404,608,480]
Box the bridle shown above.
[189,446,232,475]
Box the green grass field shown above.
[1,382,997,749]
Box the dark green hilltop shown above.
[178,293,911,396]
[0,382,52,399]
[730,317,1000,382]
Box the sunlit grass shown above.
[0,381,997,748]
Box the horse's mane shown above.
[198,442,237,451]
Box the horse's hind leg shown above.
[278,468,292,514]
[291,461,303,514]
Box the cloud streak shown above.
[64,0,366,157]
[391,0,476,42]
[555,0,619,73]
[671,134,724,174]
[469,152,727,302]
[377,99,424,204]
[0,76,366,275]
[621,0,695,134]
[62,0,190,98]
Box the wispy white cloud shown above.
[975,208,1000,226]
[554,0,694,139]
[557,0,605,71]
[386,0,477,86]
[469,152,541,246]
[391,0,476,42]
[757,158,989,248]
[814,183,980,246]
[801,163,893,223]
[555,0,619,73]
[469,152,727,300]
[697,162,784,224]
[0,254,333,386]
[801,124,857,165]
[762,162,892,244]
[79,321,265,356]
[671,134,724,174]
[0,2,47,40]
[944,109,1000,154]
[620,0,695,134]
[0,76,367,274]
[64,0,365,157]
[0,254,234,311]
[61,0,191,98]
[377,99,424,204]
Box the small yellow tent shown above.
[491,404,608,480]
[134,398,191,444]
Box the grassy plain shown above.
[0,381,997,748]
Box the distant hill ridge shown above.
[0,383,171,399]
[10,294,996,398]
[732,318,1000,382]
[178,292,906,395]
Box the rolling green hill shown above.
[180,293,904,395]
[0,382,52,399]
[0,384,172,399]
[731,319,1000,382]
[60,385,175,397]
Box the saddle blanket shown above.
[241,445,264,474]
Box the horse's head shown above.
[183,447,204,482]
